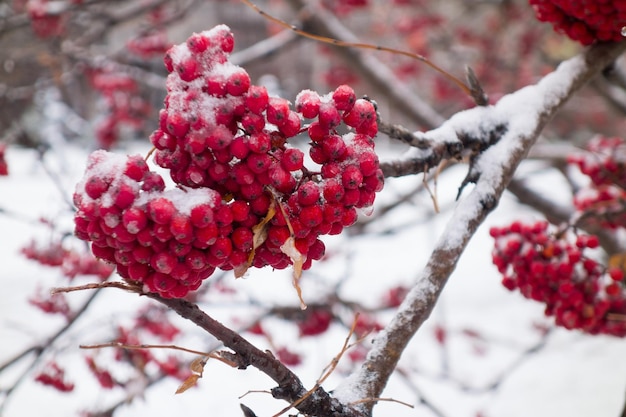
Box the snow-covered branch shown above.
[333,40,626,414]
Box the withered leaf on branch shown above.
[280,236,306,310]
[234,199,276,278]
[175,356,208,394]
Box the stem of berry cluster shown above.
[334,40,626,415]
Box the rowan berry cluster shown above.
[528,0,626,45]
[34,361,75,392]
[126,31,171,59]
[82,306,187,390]
[28,289,72,319]
[0,143,7,176]
[490,221,626,336]
[88,69,151,149]
[568,136,626,229]
[21,239,114,280]
[23,0,67,38]
[73,25,383,298]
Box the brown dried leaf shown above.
[235,200,277,279]
[175,356,207,394]
[609,253,626,271]
[175,374,200,394]
[190,356,207,375]
[280,236,306,310]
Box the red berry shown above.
[84,176,110,199]
[170,213,194,243]
[295,90,321,119]
[150,251,177,274]
[232,227,254,251]
[210,236,233,259]
[186,33,210,53]
[176,56,200,82]
[124,156,149,181]
[332,84,356,111]
[226,70,251,96]
[323,178,345,203]
[245,85,269,114]
[123,207,148,234]
[281,148,305,171]
[147,198,176,224]
[318,102,341,129]
[300,205,323,228]
[298,181,321,206]
[342,164,364,189]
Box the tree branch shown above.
[144,294,366,417]
[332,41,626,415]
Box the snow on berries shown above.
[73,25,384,299]
[528,0,626,45]
[490,221,626,337]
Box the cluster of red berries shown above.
[21,239,114,280]
[88,69,151,149]
[73,25,383,299]
[568,136,626,188]
[126,31,172,59]
[28,289,72,319]
[24,0,67,38]
[0,142,7,176]
[568,136,626,229]
[113,311,189,380]
[34,361,75,392]
[528,0,626,45]
[82,306,187,390]
[490,221,626,336]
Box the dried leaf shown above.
[175,373,200,394]
[235,200,276,279]
[190,356,207,375]
[609,253,626,271]
[280,236,306,310]
[175,356,207,394]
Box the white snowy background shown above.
[1,117,626,417]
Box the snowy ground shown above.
[1,143,626,417]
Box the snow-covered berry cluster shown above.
[490,221,626,336]
[73,25,383,299]
[528,0,626,45]
[568,136,626,229]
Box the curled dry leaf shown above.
[175,356,207,394]
[280,236,306,310]
[234,200,276,278]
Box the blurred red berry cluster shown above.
[529,0,626,45]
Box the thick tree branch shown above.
[145,294,365,417]
[333,41,626,415]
